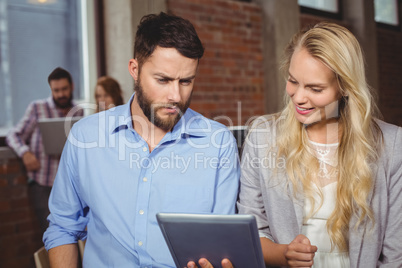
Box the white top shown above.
[308,140,339,180]
[302,182,350,267]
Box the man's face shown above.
[131,47,198,131]
[135,78,193,131]
[49,78,73,109]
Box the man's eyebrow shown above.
[154,73,173,80]
[154,73,196,81]
[180,75,196,81]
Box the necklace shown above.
[309,140,339,180]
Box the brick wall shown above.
[377,28,402,126]
[168,0,265,126]
[0,158,42,268]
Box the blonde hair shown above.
[276,22,382,251]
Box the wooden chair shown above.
[33,241,85,268]
[33,246,50,268]
[78,239,86,262]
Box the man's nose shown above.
[167,82,181,103]
[57,91,68,98]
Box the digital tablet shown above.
[156,213,265,268]
[38,117,82,155]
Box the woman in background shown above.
[94,76,124,112]
[188,22,402,268]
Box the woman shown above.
[94,76,124,112]
[189,22,402,268]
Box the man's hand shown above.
[22,151,41,171]
[284,234,317,268]
[187,258,233,268]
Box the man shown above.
[6,67,83,234]
[44,12,240,267]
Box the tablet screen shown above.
[156,213,265,268]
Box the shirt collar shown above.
[110,93,208,139]
[47,96,59,109]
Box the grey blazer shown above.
[237,116,402,268]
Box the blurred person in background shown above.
[94,76,124,112]
[6,67,83,234]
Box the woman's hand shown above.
[284,234,317,267]
[187,258,233,268]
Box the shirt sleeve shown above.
[379,126,402,265]
[211,129,240,214]
[6,102,37,157]
[43,126,88,250]
[237,122,274,242]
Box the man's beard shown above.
[135,78,192,132]
[53,95,73,109]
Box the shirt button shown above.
[139,209,144,215]
[138,241,143,246]
[143,177,148,182]
[142,147,147,152]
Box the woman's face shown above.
[95,85,115,111]
[286,48,342,126]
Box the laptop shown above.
[38,117,82,155]
[156,213,265,268]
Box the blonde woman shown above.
[188,22,402,268]
[237,22,402,267]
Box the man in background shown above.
[44,13,240,267]
[6,67,83,234]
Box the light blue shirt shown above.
[43,95,240,267]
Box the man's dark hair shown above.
[48,67,73,85]
[134,12,204,67]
